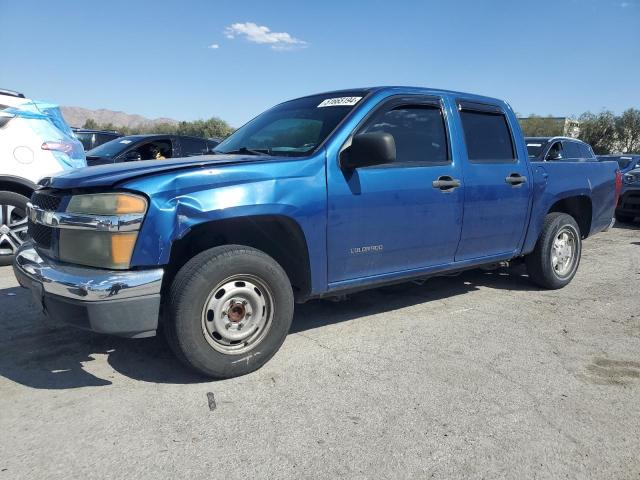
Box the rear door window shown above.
[459,109,515,163]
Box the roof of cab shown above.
[526,136,589,144]
[291,86,511,107]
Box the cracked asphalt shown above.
[1,223,639,479]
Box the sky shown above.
[1,0,638,127]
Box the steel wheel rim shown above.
[201,274,274,355]
[0,204,28,256]
[551,226,578,278]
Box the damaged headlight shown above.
[58,193,148,269]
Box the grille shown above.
[28,221,53,249]
[31,190,63,211]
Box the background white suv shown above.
[0,88,86,264]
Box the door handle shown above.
[505,173,527,186]
[432,176,461,191]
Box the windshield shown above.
[215,91,368,157]
[526,141,547,159]
[87,137,137,157]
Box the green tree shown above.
[82,118,99,129]
[176,117,235,138]
[578,111,617,155]
[79,117,235,139]
[519,115,565,137]
[615,108,640,154]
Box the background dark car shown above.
[85,134,219,166]
[597,154,640,174]
[525,136,597,162]
[72,128,122,150]
[596,155,640,223]
[614,165,640,223]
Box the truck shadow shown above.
[0,264,536,389]
[614,220,639,230]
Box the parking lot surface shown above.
[0,224,639,479]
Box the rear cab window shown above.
[458,101,516,163]
[578,143,594,160]
[181,137,208,157]
[562,141,581,160]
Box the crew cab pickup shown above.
[13,87,621,378]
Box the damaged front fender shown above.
[120,152,329,294]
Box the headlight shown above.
[58,193,147,269]
[623,173,639,185]
[66,193,147,215]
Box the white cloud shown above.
[208,43,220,49]
[223,22,307,50]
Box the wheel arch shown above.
[547,195,593,239]
[0,176,37,199]
[165,214,312,301]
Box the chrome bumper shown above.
[13,242,163,301]
[13,242,164,338]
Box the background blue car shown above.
[597,154,640,174]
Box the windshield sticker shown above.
[119,139,132,144]
[317,97,362,108]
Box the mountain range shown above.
[61,106,178,129]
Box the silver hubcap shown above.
[0,204,28,256]
[201,274,274,354]
[551,226,578,277]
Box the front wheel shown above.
[164,245,294,378]
[0,191,30,266]
[525,213,582,289]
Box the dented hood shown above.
[47,154,273,189]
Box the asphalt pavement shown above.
[0,223,639,479]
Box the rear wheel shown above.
[164,245,294,378]
[0,191,30,266]
[525,213,581,289]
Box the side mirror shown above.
[340,132,396,169]
[123,150,142,162]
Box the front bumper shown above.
[13,242,164,338]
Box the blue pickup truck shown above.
[13,87,620,378]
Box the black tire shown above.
[525,212,582,290]
[0,191,30,266]
[164,245,294,378]
[615,213,634,223]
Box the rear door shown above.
[326,95,464,283]
[454,101,531,260]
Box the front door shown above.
[326,96,464,283]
